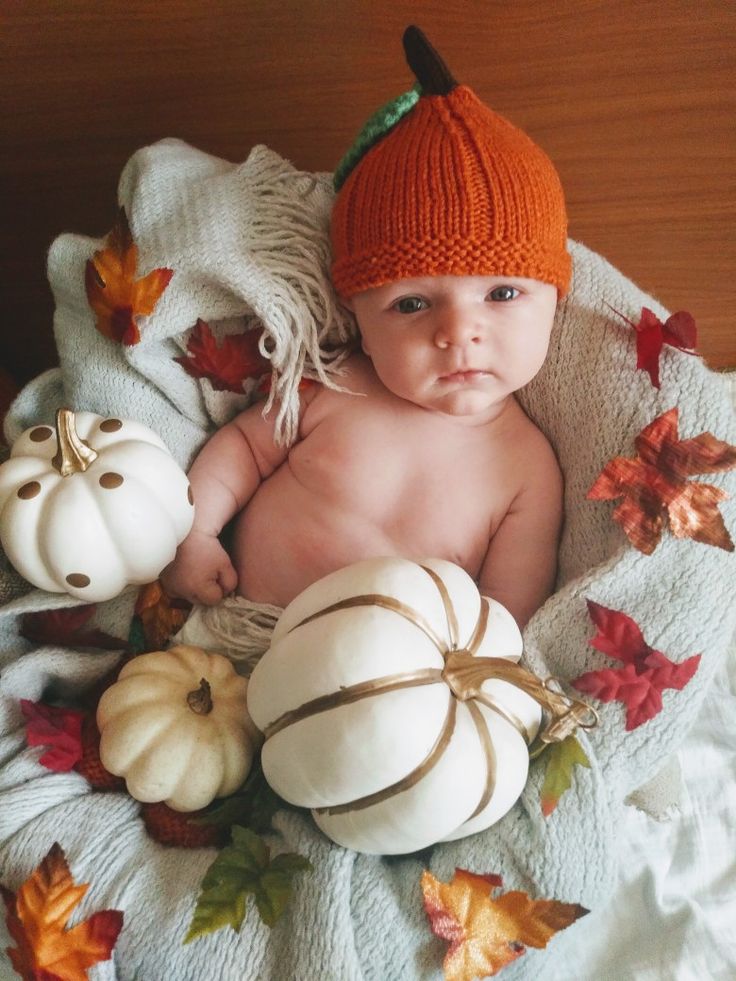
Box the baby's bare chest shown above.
[285,401,517,554]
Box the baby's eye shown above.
[487,286,520,302]
[393,296,428,314]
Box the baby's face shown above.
[346,274,558,421]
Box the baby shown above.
[162,27,570,629]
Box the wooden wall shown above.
[2,0,734,391]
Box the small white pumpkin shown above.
[247,557,544,855]
[97,645,261,812]
[0,408,194,600]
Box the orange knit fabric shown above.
[331,85,571,297]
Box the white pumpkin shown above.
[0,408,194,600]
[97,645,261,812]
[247,557,544,855]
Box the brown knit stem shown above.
[403,25,458,95]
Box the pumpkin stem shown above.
[187,678,213,715]
[442,651,598,747]
[52,408,98,476]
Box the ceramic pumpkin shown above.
[97,645,260,812]
[0,408,194,600]
[247,557,569,855]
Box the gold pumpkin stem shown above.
[187,678,213,715]
[52,408,98,476]
[442,651,598,749]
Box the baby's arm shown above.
[162,394,312,604]
[478,443,563,630]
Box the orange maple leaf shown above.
[134,580,191,651]
[587,407,736,554]
[1,842,123,980]
[85,208,173,346]
[422,869,587,981]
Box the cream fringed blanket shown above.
[1,139,735,980]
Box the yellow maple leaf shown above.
[84,208,173,346]
[1,842,123,980]
[421,868,587,981]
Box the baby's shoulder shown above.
[498,403,562,486]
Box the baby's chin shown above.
[427,388,511,422]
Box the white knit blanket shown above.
[1,139,734,980]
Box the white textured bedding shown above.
[549,644,736,981]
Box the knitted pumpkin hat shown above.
[330,26,571,298]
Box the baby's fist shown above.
[161,530,238,606]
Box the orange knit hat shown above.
[330,27,571,297]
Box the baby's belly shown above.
[232,466,483,607]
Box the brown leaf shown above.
[134,580,191,651]
[85,208,173,346]
[1,842,123,980]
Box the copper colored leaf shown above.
[571,601,701,730]
[2,842,123,980]
[540,735,591,817]
[587,408,736,553]
[133,580,191,651]
[20,701,85,773]
[20,607,124,652]
[85,208,173,346]
[175,319,271,393]
[421,869,587,981]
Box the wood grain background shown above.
[1,0,734,399]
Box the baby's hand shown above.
[160,530,238,606]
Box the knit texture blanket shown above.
[1,139,735,980]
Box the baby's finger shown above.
[218,563,239,596]
[197,579,226,606]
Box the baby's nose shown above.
[433,308,482,348]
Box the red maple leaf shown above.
[570,600,701,730]
[20,700,86,772]
[21,606,125,651]
[587,407,736,553]
[175,319,271,392]
[607,304,698,388]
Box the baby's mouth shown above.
[439,369,490,383]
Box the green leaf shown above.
[195,762,283,834]
[126,615,146,655]
[184,827,312,944]
[540,735,591,818]
[333,84,421,190]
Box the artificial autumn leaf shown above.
[20,701,85,772]
[570,600,701,730]
[133,580,191,651]
[539,735,591,817]
[1,842,123,980]
[184,826,312,943]
[421,869,587,981]
[85,208,173,346]
[20,606,124,652]
[195,761,283,834]
[607,304,697,388]
[175,319,271,393]
[587,407,736,553]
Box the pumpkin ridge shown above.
[316,696,458,816]
[418,564,459,649]
[291,593,447,652]
[263,668,445,739]
[475,692,536,745]
[465,700,496,820]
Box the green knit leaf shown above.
[334,84,422,191]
